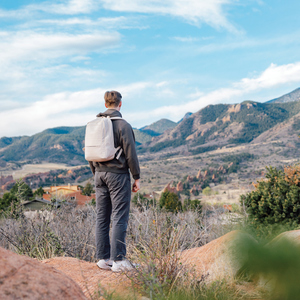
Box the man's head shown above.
[104,91,122,109]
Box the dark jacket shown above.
[88,109,140,180]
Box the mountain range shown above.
[0,88,300,165]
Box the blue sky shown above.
[1,0,300,137]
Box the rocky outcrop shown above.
[43,257,132,298]
[187,175,194,182]
[228,104,241,113]
[222,115,231,123]
[181,231,252,283]
[196,170,202,179]
[163,182,177,193]
[176,181,183,192]
[0,247,86,300]
[268,229,300,246]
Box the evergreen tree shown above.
[159,191,182,212]
[33,186,45,198]
[241,166,300,225]
[82,182,94,196]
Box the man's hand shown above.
[132,179,140,192]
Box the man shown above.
[89,90,140,272]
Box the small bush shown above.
[202,187,212,196]
[159,191,182,212]
[132,193,155,210]
[183,199,202,214]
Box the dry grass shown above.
[0,202,241,261]
[11,163,87,179]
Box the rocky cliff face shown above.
[145,99,300,153]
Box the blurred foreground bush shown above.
[237,231,300,300]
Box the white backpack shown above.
[85,116,123,162]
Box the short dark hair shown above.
[104,91,122,107]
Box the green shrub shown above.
[159,191,182,212]
[0,192,16,211]
[241,165,300,225]
[81,182,94,196]
[33,186,45,197]
[183,199,202,214]
[202,186,212,196]
[132,193,155,210]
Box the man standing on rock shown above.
[88,90,140,272]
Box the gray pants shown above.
[95,171,131,261]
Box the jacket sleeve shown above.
[120,124,140,180]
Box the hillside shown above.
[267,87,300,103]
[0,119,176,164]
[133,129,154,144]
[140,118,177,135]
[144,100,300,154]
[0,126,86,165]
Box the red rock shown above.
[223,204,232,212]
[187,175,193,182]
[43,257,132,298]
[196,170,202,179]
[163,182,177,194]
[181,231,252,283]
[176,181,183,192]
[0,247,87,300]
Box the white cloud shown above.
[44,0,97,14]
[0,31,120,64]
[0,0,98,17]
[2,62,300,137]
[37,16,147,30]
[0,82,152,137]
[173,36,200,42]
[100,0,238,32]
[125,62,300,124]
[0,30,120,101]
[237,63,300,90]
[0,88,104,137]
[0,0,238,31]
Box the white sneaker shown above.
[111,259,134,272]
[97,259,113,270]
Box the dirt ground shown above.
[5,163,86,179]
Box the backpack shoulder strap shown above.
[107,116,123,159]
[109,117,123,120]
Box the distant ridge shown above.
[267,87,300,103]
[140,118,177,135]
[177,112,193,123]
